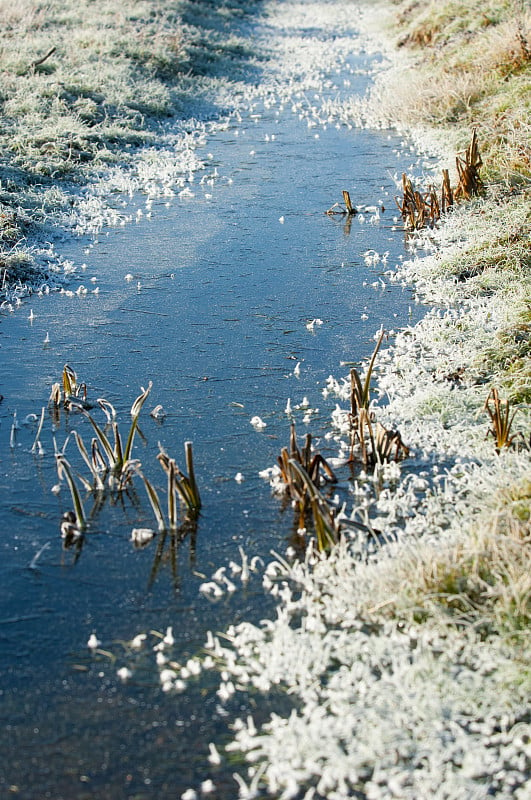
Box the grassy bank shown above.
[389,0,530,184]
[0,0,180,285]
[0,0,261,292]
[386,0,531,403]
[364,0,531,633]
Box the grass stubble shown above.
[3,1,530,798]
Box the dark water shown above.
[0,24,426,800]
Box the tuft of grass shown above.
[361,470,531,640]
[429,510,530,638]
[158,441,202,517]
[276,423,337,531]
[348,329,409,466]
[70,382,152,490]
[287,460,342,552]
[484,386,521,451]
[139,442,201,531]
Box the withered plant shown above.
[396,131,482,230]
[396,173,430,229]
[277,423,337,490]
[140,442,201,532]
[325,189,357,217]
[49,364,88,408]
[158,442,202,517]
[67,382,152,491]
[455,129,483,200]
[351,408,409,467]
[288,460,342,553]
[277,423,337,529]
[349,330,408,466]
[484,387,519,452]
[396,174,444,230]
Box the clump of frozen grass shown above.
[385,192,531,405]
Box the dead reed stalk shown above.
[326,190,357,216]
[455,129,483,200]
[276,423,337,531]
[396,130,482,230]
[484,387,519,452]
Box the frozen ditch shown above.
[1,1,528,798]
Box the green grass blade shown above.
[184,441,201,510]
[288,459,340,551]
[311,496,335,552]
[123,382,152,462]
[72,430,105,490]
[83,411,116,466]
[139,471,166,532]
[113,421,124,468]
[56,453,86,529]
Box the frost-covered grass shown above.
[0,0,262,293]
[387,194,531,403]
[0,0,183,271]
[207,535,529,800]
[370,0,531,185]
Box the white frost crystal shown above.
[87,633,101,649]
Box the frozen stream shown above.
[0,3,429,798]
